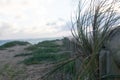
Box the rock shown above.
[107,26,120,67]
[114,51,120,67]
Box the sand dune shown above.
[0,45,50,80]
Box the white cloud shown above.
[0,0,76,39]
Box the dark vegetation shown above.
[41,0,120,80]
[0,0,119,79]
[23,52,70,65]
[25,40,62,50]
[0,41,30,50]
[14,53,32,57]
[13,39,76,77]
[14,40,71,65]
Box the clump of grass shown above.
[25,45,38,51]
[0,41,30,50]
[62,61,76,75]
[34,47,61,53]
[20,40,70,65]
[14,53,32,57]
[25,40,62,51]
[37,40,61,47]
[42,0,120,80]
[0,64,26,80]
[23,52,70,65]
[22,40,68,65]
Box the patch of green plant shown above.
[37,40,61,47]
[0,41,30,49]
[51,61,76,80]
[25,45,38,51]
[23,52,70,65]
[14,53,32,57]
[21,40,68,65]
[34,47,61,53]
[25,40,62,51]
[0,64,26,80]
[62,61,76,74]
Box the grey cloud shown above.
[0,22,11,31]
[46,18,71,33]
[46,22,56,26]
[0,22,13,35]
[46,18,65,26]
[58,18,65,22]
[57,21,71,31]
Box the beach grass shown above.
[37,40,61,47]
[25,40,61,51]
[20,40,71,65]
[0,64,26,80]
[23,52,70,65]
[14,53,32,57]
[0,41,30,50]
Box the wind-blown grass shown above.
[42,0,120,80]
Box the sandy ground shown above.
[0,45,50,80]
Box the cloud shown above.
[46,22,56,26]
[0,22,13,35]
[0,0,75,39]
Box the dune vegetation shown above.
[14,40,70,65]
[0,41,30,50]
[13,40,75,78]
[0,0,120,80]
[40,0,120,80]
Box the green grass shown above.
[14,53,32,57]
[37,40,61,47]
[25,40,62,51]
[15,40,72,68]
[63,61,76,74]
[25,45,38,51]
[23,52,70,65]
[34,47,61,53]
[0,41,30,50]
[20,40,67,65]
[53,61,76,79]
[22,44,68,65]
[13,39,76,79]
[0,64,26,80]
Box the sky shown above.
[0,0,78,40]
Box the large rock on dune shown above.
[100,26,120,80]
[107,26,120,67]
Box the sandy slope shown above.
[0,45,29,65]
[0,45,50,80]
